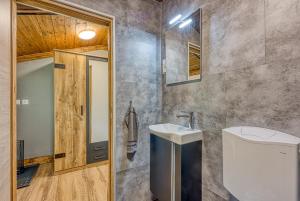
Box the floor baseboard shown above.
[24,155,53,166]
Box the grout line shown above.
[264,0,267,65]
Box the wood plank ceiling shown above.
[17,5,109,60]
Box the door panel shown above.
[54,51,86,172]
[150,135,172,201]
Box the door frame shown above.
[10,0,116,200]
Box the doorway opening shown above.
[12,1,115,200]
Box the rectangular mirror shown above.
[165,8,202,85]
[89,58,109,144]
[87,56,109,164]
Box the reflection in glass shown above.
[89,59,109,143]
[165,8,202,85]
[188,42,201,80]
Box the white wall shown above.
[87,49,108,58]
[17,58,54,159]
[17,58,53,77]
[0,0,11,200]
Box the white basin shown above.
[149,123,202,145]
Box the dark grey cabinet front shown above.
[150,134,202,201]
[87,141,108,164]
[150,134,172,201]
[178,141,202,201]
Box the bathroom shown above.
[0,0,299,201]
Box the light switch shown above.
[22,99,29,105]
[16,99,21,105]
[162,59,166,74]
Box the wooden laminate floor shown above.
[17,163,109,201]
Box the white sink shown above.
[149,123,202,145]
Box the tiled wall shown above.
[162,0,300,200]
[1,0,296,201]
[64,0,162,200]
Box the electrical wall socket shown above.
[21,99,29,105]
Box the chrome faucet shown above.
[176,112,195,129]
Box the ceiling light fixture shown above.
[179,18,192,28]
[79,30,96,40]
[169,14,182,25]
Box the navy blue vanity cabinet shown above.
[150,134,202,201]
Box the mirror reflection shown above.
[188,42,201,80]
[88,58,109,144]
[165,8,202,85]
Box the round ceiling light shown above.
[79,30,96,40]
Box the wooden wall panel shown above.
[0,0,12,200]
[54,51,86,172]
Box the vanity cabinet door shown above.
[150,134,172,201]
[177,141,202,201]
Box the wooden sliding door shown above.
[54,51,86,172]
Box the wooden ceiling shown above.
[17,5,109,61]
[189,45,201,76]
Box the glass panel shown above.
[165,8,202,85]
